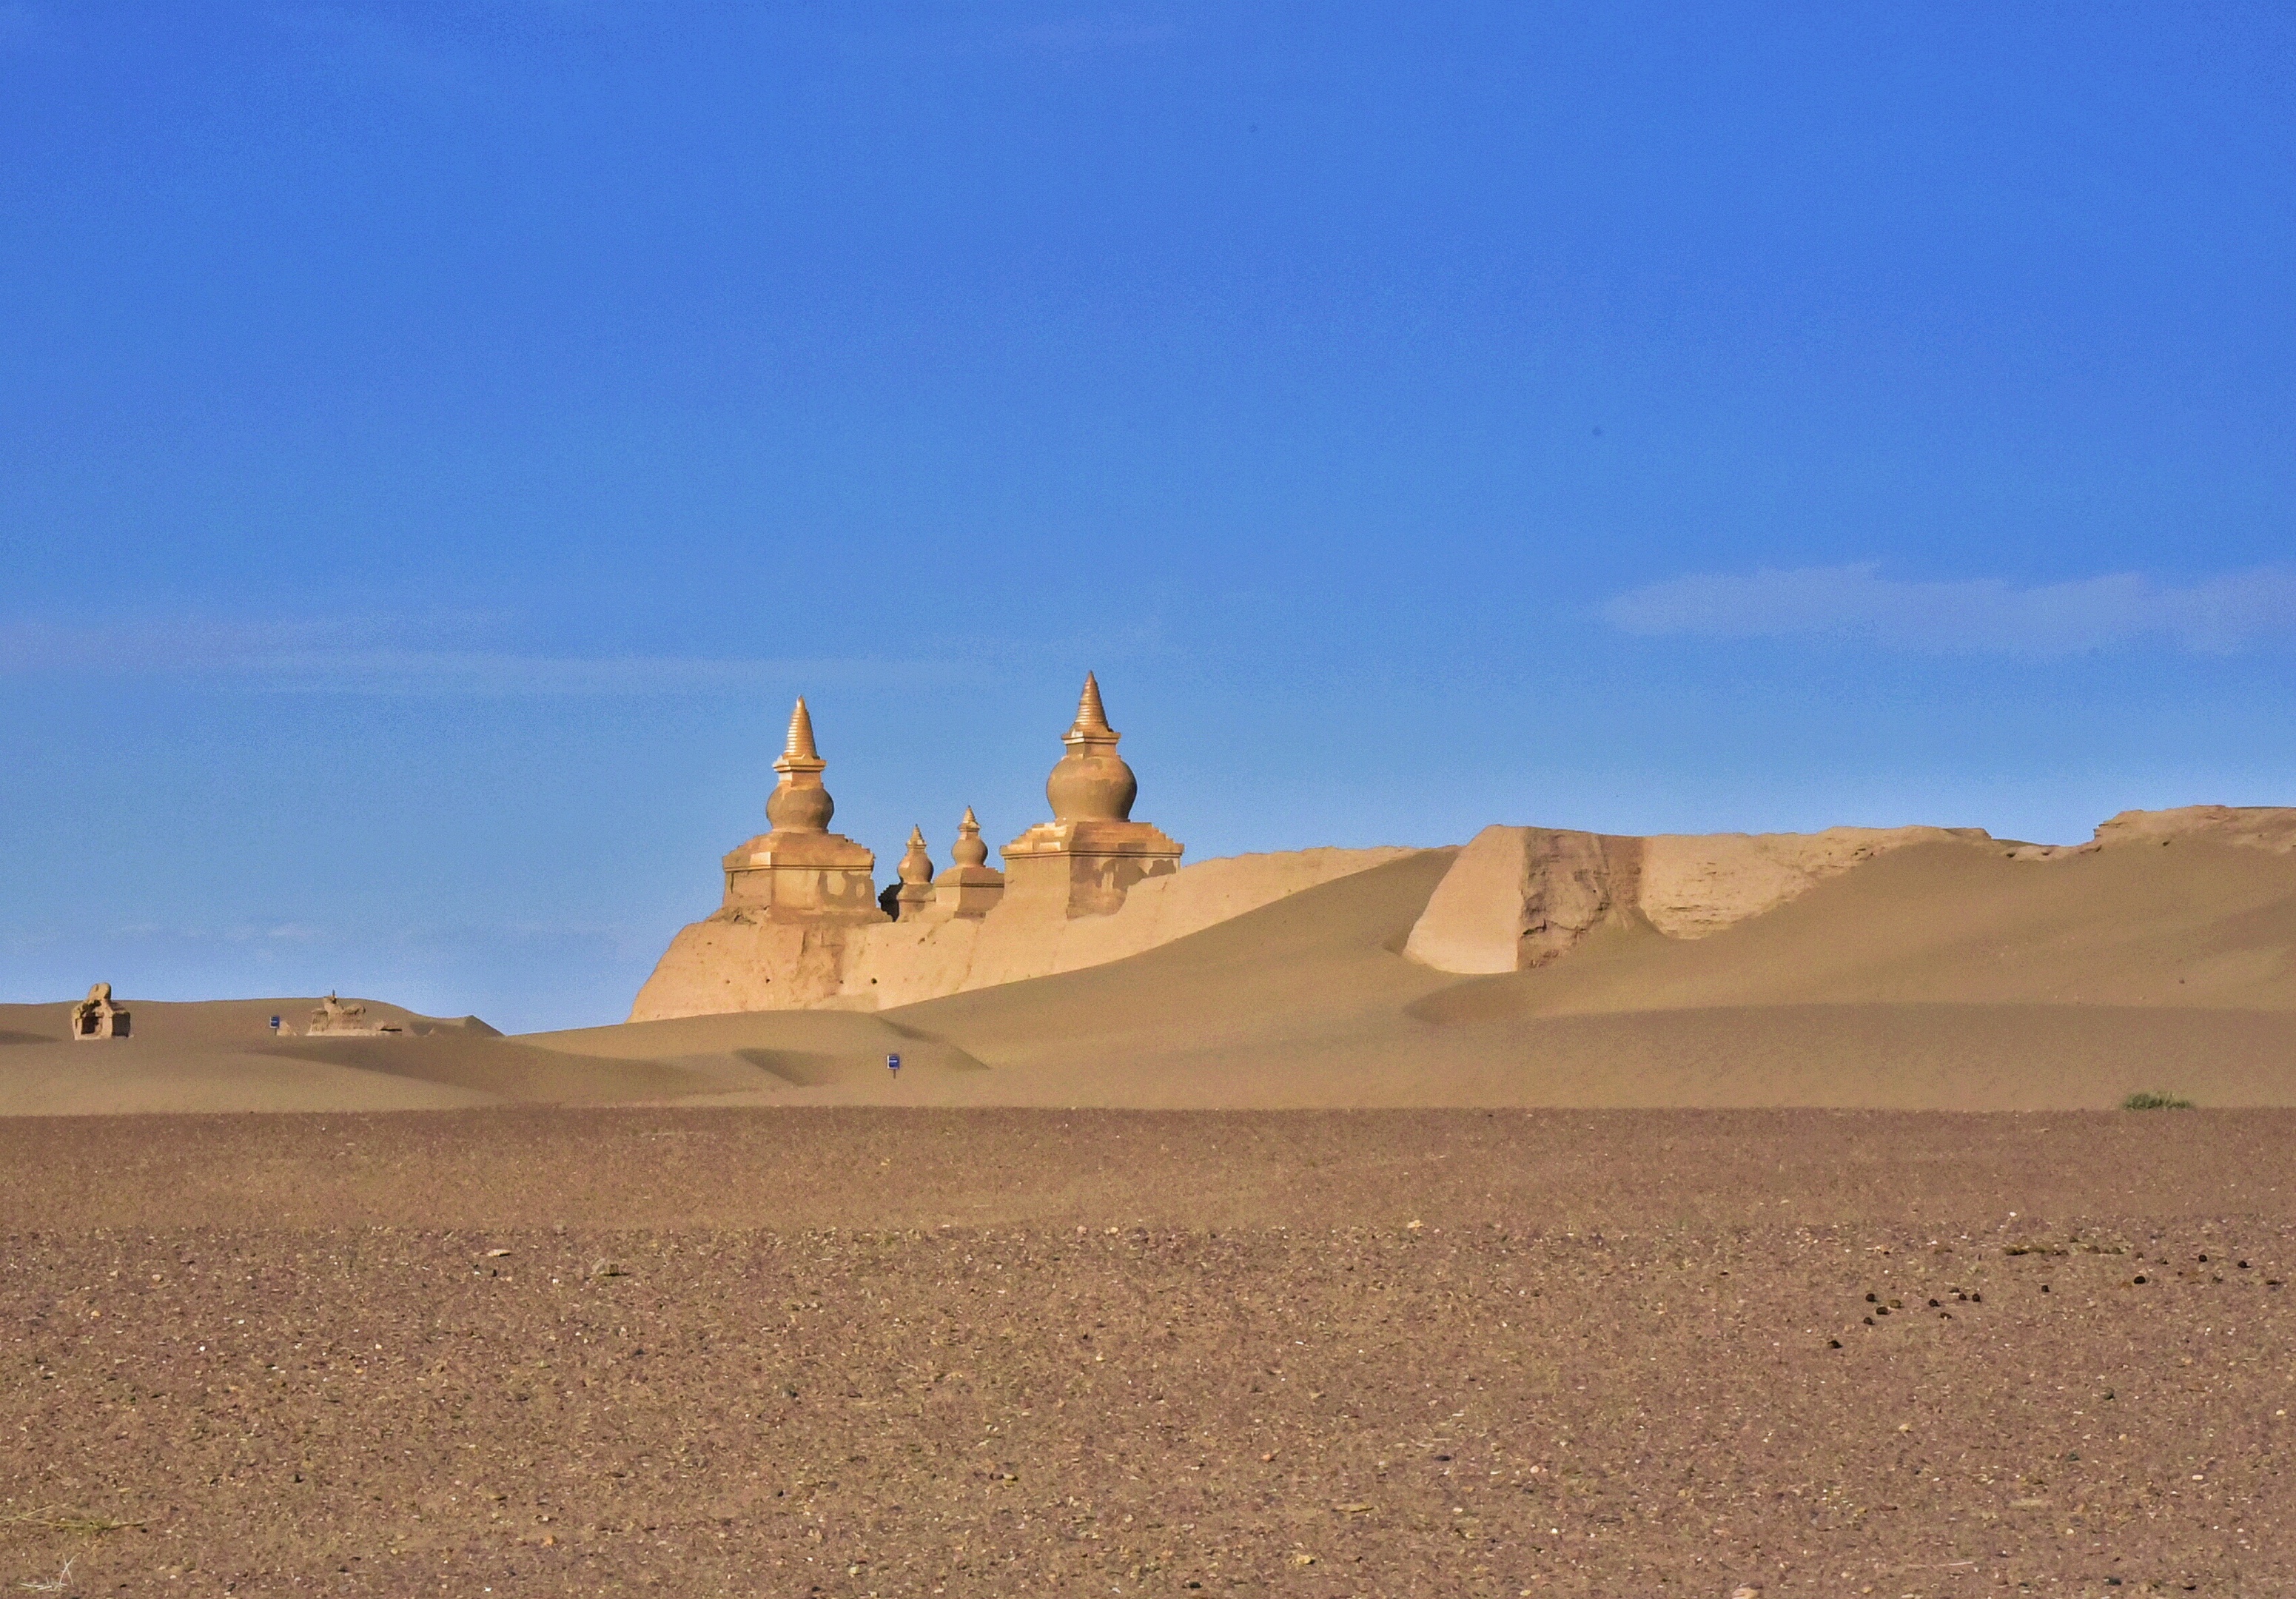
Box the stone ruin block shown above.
[70,982,130,1040]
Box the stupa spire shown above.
[899,826,933,885]
[781,697,822,765]
[1070,672,1115,740]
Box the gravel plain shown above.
[3,1108,2290,1595]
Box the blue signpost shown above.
[887,1053,901,1076]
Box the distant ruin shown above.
[691,675,1184,934]
[629,677,1435,1020]
[70,983,130,1041]
[304,993,405,1037]
[634,674,1226,1017]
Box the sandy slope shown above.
[557,844,2296,1108]
[11,832,2296,1112]
[1426,836,2296,1016]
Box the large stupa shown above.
[1000,673,1184,917]
[718,699,885,923]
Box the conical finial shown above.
[773,697,826,780]
[783,697,820,760]
[951,805,989,868]
[1070,672,1115,738]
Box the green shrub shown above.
[2121,1090,2194,1111]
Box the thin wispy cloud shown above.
[238,650,885,698]
[0,618,940,697]
[1601,563,2296,657]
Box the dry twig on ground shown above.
[4,1507,141,1535]
[15,1555,73,1593]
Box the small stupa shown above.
[892,825,936,919]
[1001,674,1184,917]
[720,699,885,922]
[930,806,1006,919]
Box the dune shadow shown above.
[1403,976,1537,1026]
[733,1043,989,1085]
[252,1036,725,1104]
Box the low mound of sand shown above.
[1411,833,2296,1021]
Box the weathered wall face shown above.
[630,846,1417,1022]
[631,918,864,1019]
[1402,824,1993,975]
[1635,826,1980,939]
[1400,827,1637,975]
[2086,805,2296,854]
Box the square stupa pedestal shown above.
[927,863,1007,919]
[1000,819,1183,919]
[722,831,886,923]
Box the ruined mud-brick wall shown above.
[629,846,1416,1022]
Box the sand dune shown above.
[562,843,2296,1108]
[13,817,2296,1113]
[528,1006,993,1098]
[1418,835,2296,1017]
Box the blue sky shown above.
[5,3,2292,1030]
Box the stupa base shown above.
[1001,819,1184,918]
